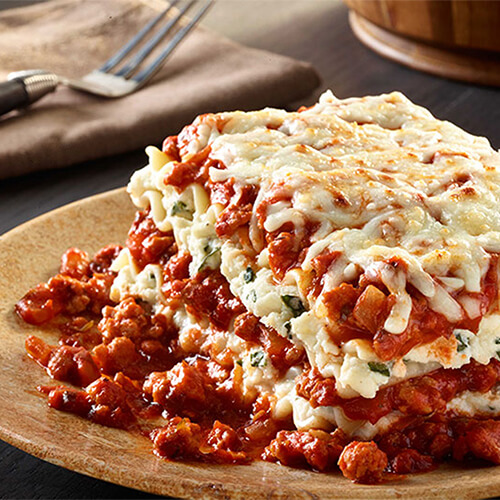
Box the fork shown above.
[0,0,213,117]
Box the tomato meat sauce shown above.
[308,252,500,361]
[297,361,500,423]
[15,237,294,469]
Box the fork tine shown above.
[115,0,197,79]
[99,0,181,73]
[133,0,213,86]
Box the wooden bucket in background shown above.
[344,0,500,86]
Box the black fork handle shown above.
[0,72,59,118]
[0,79,30,116]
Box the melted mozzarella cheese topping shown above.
[113,91,500,407]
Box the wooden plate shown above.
[1,188,500,499]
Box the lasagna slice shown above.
[17,91,500,483]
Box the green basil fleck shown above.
[368,362,390,377]
[243,267,255,283]
[250,351,266,368]
[281,295,306,317]
[171,201,193,220]
[198,246,221,271]
[236,359,243,366]
[456,333,468,352]
[495,338,500,345]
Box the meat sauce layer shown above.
[297,361,500,424]
[15,209,500,484]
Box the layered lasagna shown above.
[17,91,500,483]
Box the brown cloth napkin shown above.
[0,0,320,179]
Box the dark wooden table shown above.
[1,1,500,498]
